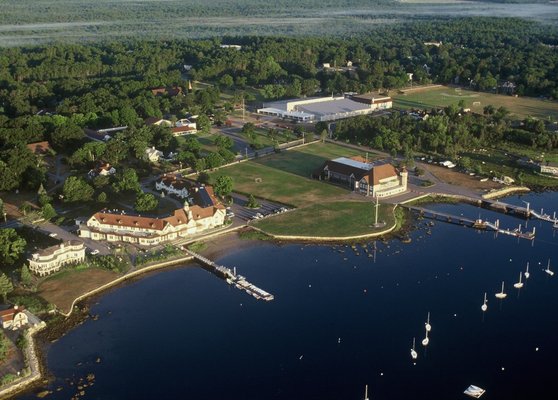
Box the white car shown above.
[48,233,58,238]
[90,249,100,255]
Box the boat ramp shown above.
[183,248,274,301]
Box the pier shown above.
[482,199,557,226]
[183,248,275,301]
[405,206,535,241]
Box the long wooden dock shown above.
[405,206,535,240]
[481,199,557,226]
[184,248,274,301]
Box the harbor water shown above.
[19,192,558,400]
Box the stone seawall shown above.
[0,322,46,400]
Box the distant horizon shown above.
[1,0,557,47]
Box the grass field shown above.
[253,201,394,237]
[393,86,558,120]
[209,142,379,205]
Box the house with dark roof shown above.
[315,157,408,198]
[151,86,183,97]
[156,174,190,199]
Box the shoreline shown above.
[2,185,544,397]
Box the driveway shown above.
[29,221,111,255]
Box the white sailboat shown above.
[410,337,418,360]
[364,384,370,400]
[481,292,488,312]
[524,262,530,279]
[514,272,524,289]
[422,329,429,347]
[425,312,431,332]
[544,259,554,276]
[495,281,507,299]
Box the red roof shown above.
[26,141,51,155]
[171,126,195,134]
[0,306,26,324]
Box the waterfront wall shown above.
[0,322,46,400]
[60,255,195,317]
[482,186,530,199]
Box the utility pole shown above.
[375,197,379,226]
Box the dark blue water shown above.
[19,192,558,400]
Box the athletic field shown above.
[393,86,558,120]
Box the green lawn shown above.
[253,201,395,237]
[255,142,379,177]
[393,86,558,120]
[209,142,381,205]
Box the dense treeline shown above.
[331,105,558,160]
[0,0,394,24]
[1,17,557,193]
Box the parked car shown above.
[90,249,100,255]
[48,233,58,238]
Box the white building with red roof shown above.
[0,306,28,330]
[79,185,226,246]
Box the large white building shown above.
[257,93,392,122]
[28,240,86,277]
[79,185,226,246]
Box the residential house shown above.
[155,174,190,199]
[84,126,127,142]
[171,125,197,136]
[151,86,183,97]
[28,240,86,277]
[145,147,163,163]
[315,157,408,198]
[540,162,558,176]
[0,306,28,330]
[144,117,173,127]
[26,141,52,156]
[88,162,116,178]
[79,185,226,246]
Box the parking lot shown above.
[228,194,290,222]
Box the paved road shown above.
[29,221,111,255]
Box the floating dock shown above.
[184,248,274,301]
[405,206,535,241]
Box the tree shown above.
[97,192,108,203]
[0,228,27,266]
[214,135,234,149]
[113,168,141,193]
[20,265,33,287]
[246,194,260,209]
[214,176,233,197]
[197,172,211,184]
[320,129,328,143]
[63,177,94,202]
[135,192,159,212]
[0,273,14,302]
[196,114,211,134]
[41,203,57,220]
